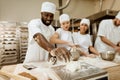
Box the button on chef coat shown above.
[94,19,120,53]
[24,19,55,63]
[73,31,92,54]
[56,28,73,50]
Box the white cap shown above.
[116,11,120,20]
[80,18,90,27]
[59,14,70,23]
[41,2,56,14]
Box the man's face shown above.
[114,19,120,27]
[41,12,54,26]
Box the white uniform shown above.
[56,28,73,50]
[24,19,55,63]
[73,31,92,54]
[94,19,120,52]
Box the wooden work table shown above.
[104,65,120,80]
[105,55,120,80]
[1,56,120,80]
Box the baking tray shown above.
[1,53,17,58]
[1,59,18,65]
[20,53,26,56]
[1,55,18,60]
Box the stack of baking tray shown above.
[18,24,28,63]
[0,22,19,65]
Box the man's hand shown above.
[50,47,71,62]
[87,54,97,58]
[67,42,75,47]
[114,46,120,53]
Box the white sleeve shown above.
[56,28,62,34]
[97,20,107,37]
[88,35,92,46]
[28,19,42,43]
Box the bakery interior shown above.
[0,0,120,80]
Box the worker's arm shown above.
[74,45,89,57]
[50,32,74,47]
[100,36,120,52]
[33,33,70,62]
[33,33,54,52]
[50,32,69,44]
[89,46,99,55]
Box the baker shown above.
[24,2,70,63]
[94,11,120,53]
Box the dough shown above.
[65,61,81,72]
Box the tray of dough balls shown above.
[51,61,107,80]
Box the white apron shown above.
[56,28,73,50]
[73,32,92,54]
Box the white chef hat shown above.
[80,18,90,27]
[59,14,70,23]
[41,2,56,14]
[115,11,120,20]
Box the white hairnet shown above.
[41,2,56,14]
[80,18,90,27]
[59,14,70,23]
[116,11,120,20]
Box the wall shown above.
[0,0,59,22]
[63,0,96,19]
[101,0,120,11]
[94,0,120,13]
[0,0,96,22]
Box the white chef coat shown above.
[56,28,73,50]
[24,19,55,63]
[73,31,92,54]
[94,19,120,53]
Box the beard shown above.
[41,18,53,26]
[114,20,120,27]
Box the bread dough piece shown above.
[65,61,81,72]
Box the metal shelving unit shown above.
[0,22,29,65]
[18,22,28,63]
[0,22,19,65]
